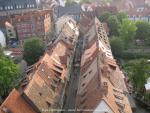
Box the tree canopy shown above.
[136,21,150,45]
[107,15,121,36]
[99,12,112,22]
[0,46,19,99]
[80,0,90,4]
[110,36,124,57]
[116,12,128,23]
[123,59,150,93]
[23,38,45,65]
[0,45,4,58]
[119,19,137,47]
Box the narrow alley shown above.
[62,35,83,113]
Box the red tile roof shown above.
[128,7,150,16]
[0,89,36,113]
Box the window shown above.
[46,101,51,107]
[51,85,56,92]
[80,98,86,105]
[8,6,10,10]
[10,6,13,9]
[114,94,123,100]
[54,64,63,71]
[39,92,42,96]
[19,5,21,9]
[53,79,58,84]
[83,74,87,78]
[89,70,92,74]
[52,69,62,76]
[82,83,85,87]
[5,6,7,10]
[27,4,29,8]
[8,29,11,32]
[9,33,13,37]
[16,5,19,9]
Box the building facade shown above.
[0,0,41,16]
[13,10,52,45]
[128,7,150,22]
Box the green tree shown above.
[65,0,73,5]
[119,19,137,47]
[23,38,45,65]
[0,45,4,58]
[110,36,124,57]
[98,12,112,22]
[117,12,128,23]
[0,54,19,99]
[107,15,121,36]
[80,0,90,4]
[136,21,150,45]
[123,59,150,93]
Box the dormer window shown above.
[0,7,3,10]
[27,4,29,8]
[46,101,51,108]
[83,74,87,78]
[82,83,85,87]
[89,70,92,74]
[5,6,7,10]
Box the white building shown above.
[55,16,77,34]
[0,30,6,47]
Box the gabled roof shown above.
[23,39,73,112]
[56,4,82,18]
[76,17,132,113]
[128,7,150,16]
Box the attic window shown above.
[80,98,86,105]
[46,101,51,107]
[39,92,42,96]
[89,70,92,74]
[114,94,123,100]
[115,101,125,110]
[113,89,123,94]
[53,69,62,76]
[83,74,87,78]
[54,64,63,71]
[82,83,85,87]
[53,79,58,84]
[108,64,116,70]
[51,85,56,92]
